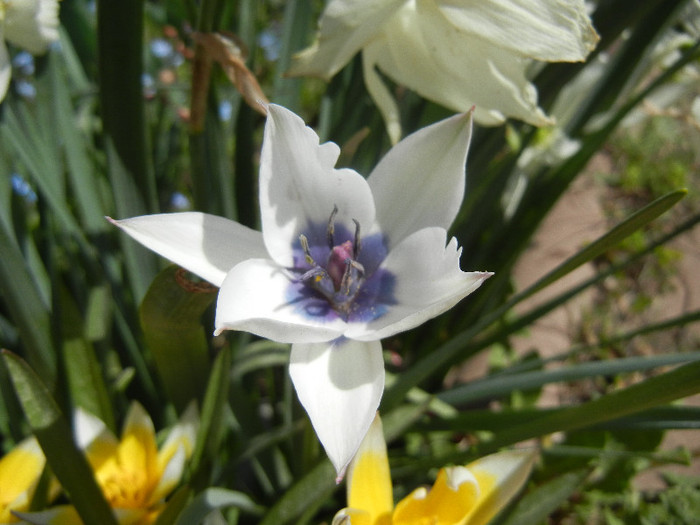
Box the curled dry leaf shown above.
[193,32,269,116]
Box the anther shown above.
[352,218,362,256]
[299,234,315,266]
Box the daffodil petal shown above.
[438,0,599,62]
[111,212,267,287]
[367,111,473,248]
[3,0,59,54]
[345,415,393,524]
[289,339,384,478]
[214,258,347,342]
[461,449,537,525]
[259,105,376,267]
[364,1,552,128]
[346,228,491,341]
[287,0,405,79]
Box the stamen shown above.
[352,218,361,256]
[299,234,315,266]
[327,205,338,249]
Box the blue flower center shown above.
[289,206,395,323]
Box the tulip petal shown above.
[150,444,186,505]
[345,415,393,523]
[111,212,267,287]
[118,402,158,476]
[289,339,384,478]
[214,258,347,342]
[367,111,472,248]
[0,437,45,520]
[287,0,405,79]
[74,408,120,477]
[438,0,599,62]
[259,105,376,267]
[14,505,84,525]
[393,466,480,524]
[346,228,491,341]
[462,449,538,525]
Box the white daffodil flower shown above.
[18,402,199,525]
[112,104,491,478]
[288,0,599,143]
[333,415,537,525]
[0,0,59,101]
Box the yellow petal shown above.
[461,449,537,525]
[119,402,158,477]
[345,415,393,525]
[393,467,480,525]
[332,507,375,525]
[0,436,45,522]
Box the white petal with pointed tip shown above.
[289,339,384,477]
[215,258,347,343]
[287,0,405,79]
[368,111,472,248]
[112,212,267,287]
[260,105,376,267]
[347,228,492,341]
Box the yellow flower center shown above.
[93,433,157,510]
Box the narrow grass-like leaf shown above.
[499,470,588,525]
[189,345,232,491]
[259,460,336,525]
[2,351,117,525]
[175,488,265,525]
[49,47,106,233]
[0,226,56,385]
[140,266,214,411]
[439,352,700,406]
[483,360,700,452]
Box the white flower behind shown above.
[112,104,490,478]
[288,0,599,142]
[0,0,59,101]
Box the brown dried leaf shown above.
[193,32,269,116]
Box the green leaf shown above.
[0,226,56,386]
[140,266,215,411]
[175,488,264,525]
[499,470,588,525]
[2,351,117,525]
[484,360,700,452]
[259,460,337,525]
[439,352,700,406]
[189,345,232,490]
